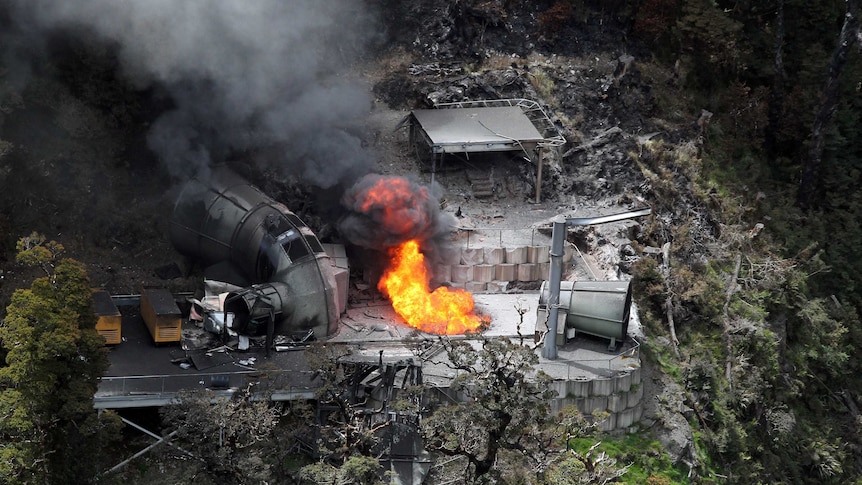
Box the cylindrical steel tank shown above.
[539,280,632,346]
[170,167,339,337]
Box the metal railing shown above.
[95,369,317,403]
[97,338,640,405]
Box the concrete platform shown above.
[330,292,639,381]
[97,291,641,427]
[331,293,542,342]
[95,305,317,409]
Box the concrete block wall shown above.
[547,367,644,432]
[451,265,473,283]
[428,369,643,432]
[484,247,505,265]
[438,245,558,292]
[486,281,509,293]
[494,264,515,281]
[428,366,643,433]
[473,265,495,282]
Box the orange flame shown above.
[357,177,429,237]
[379,239,484,335]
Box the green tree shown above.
[296,343,394,483]
[421,337,623,483]
[0,233,120,484]
[158,385,283,484]
[298,455,390,485]
[15,232,65,276]
[542,421,631,485]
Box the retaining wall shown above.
[428,366,643,433]
[435,244,574,292]
[547,367,643,431]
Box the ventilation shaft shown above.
[170,167,340,339]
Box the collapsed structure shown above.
[169,166,347,341]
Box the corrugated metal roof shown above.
[411,106,545,153]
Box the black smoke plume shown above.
[4,0,378,187]
[338,174,456,266]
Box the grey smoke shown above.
[8,0,377,186]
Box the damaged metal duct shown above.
[223,282,290,336]
[170,167,340,338]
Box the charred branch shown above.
[798,0,861,208]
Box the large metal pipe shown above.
[564,208,653,226]
[540,280,633,349]
[170,167,339,338]
[223,282,290,336]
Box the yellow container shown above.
[140,287,182,343]
[93,290,122,345]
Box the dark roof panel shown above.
[141,288,181,316]
[93,290,120,317]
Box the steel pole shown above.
[542,221,566,359]
[541,208,652,359]
[535,147,544,204]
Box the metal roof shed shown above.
[411,106,545,153]
[408,99,566,202]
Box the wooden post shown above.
[535,147,544,204]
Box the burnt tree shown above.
[765,0,785,164]
[798,0,861,208]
